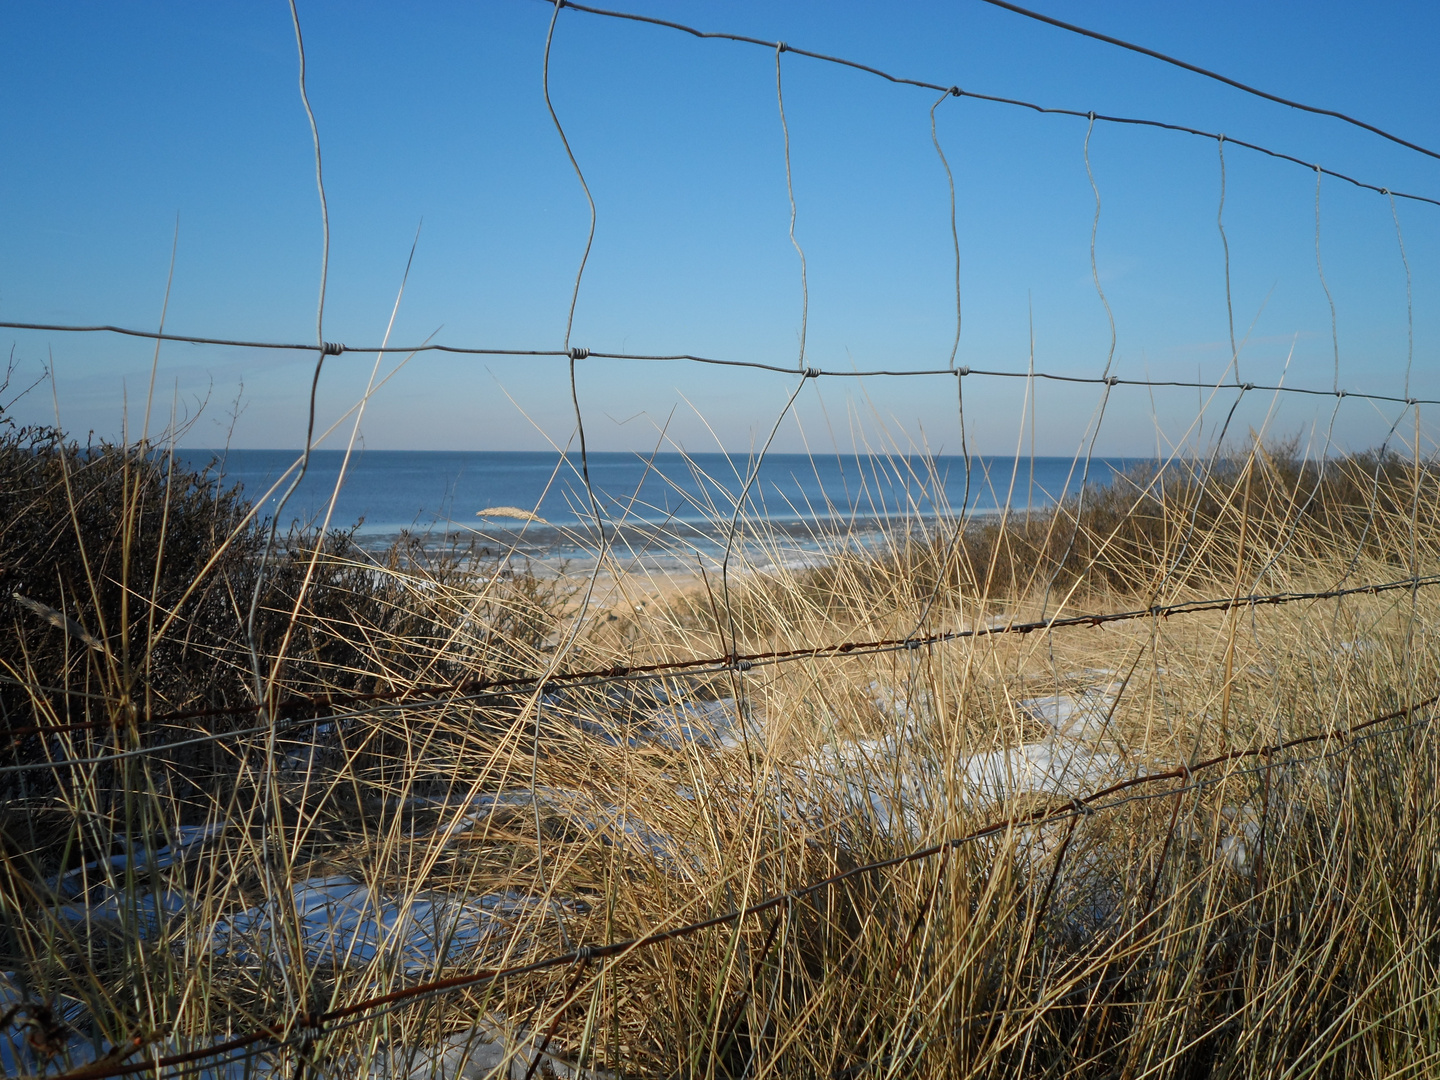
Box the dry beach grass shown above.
[1,407,1439,1079]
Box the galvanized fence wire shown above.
[6,570,1439,775]
[554,1,1440,206]
[969,0,1440,162]
[45,688,1440,1080]
[8,6,1439,1076]
[967,0,1440,160]
[3,320,1434,407]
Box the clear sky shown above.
[2,1,1437,457]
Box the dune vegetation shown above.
[2,395,1439,1079]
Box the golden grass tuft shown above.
[2,422,1438,1079]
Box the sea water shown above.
[180,450,1149,573]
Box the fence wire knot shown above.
[574,945,597,963]
[295,1011,325,1036]
[1242,382,1255,391]
[1336,388,1347,397]
[1103,375,1119,386]
[568,346,589,361]
[949,85,962,97]
[903,637,923,651]
[955,366,969,377]
[776,41,788,53]
[1070,798,1095,816]
[320,342,344,356]
[804,367,821,379]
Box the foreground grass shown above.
[2,421,1438,1079]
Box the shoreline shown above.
[340,508,1022,576]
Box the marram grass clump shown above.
[2,420,1438,1079]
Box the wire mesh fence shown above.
[2,2,1439,1078]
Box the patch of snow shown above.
[0,972,95,1077]
[53,887,189,934]
[365,1018,613,1079]
[868,681,916,726]
[565,695,753,751]
[49,823,224,899]
[211,876,560,976]
[644,697,750,750]
[1018,690,1117,742]
[961,741,1124,804]
[428,788,692,874]
[1335,638,1380,659]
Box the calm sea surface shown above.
[181,451,1150,570]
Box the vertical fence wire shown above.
[1217,134,1241,386]
[930,88,963,371]
[245,0,334,1029]
[1037,116,1119,625]
[530,0,608,950]
[11,7,1440,1076]
[1388,192,1416,402]
[908,89,970,640]
[1314,168,1341,395]
[775,43,809,374]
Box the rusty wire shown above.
[6,570,1438,774]
[47,687,1440,1080]
[10,6,1439,1077]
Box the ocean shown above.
[181,450,1150,573]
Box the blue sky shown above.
[1,1,1437,456]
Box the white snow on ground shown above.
[652,697,752,749]
[53,886,189,933]
[792,733,932,837]
[49,823,226,937]
[573,694,752,751]
[1,971,94,1077]
[29,673,1259,1076]
[363,1020,614,1079]
[790,681,1133,840]
[47,822,224,899]
[629,695,749,750]
[211,876,569,975]
[429,786,692,873]
[954,687,1128,803]
[1019,688,1119,742]
[959,741,1125,804]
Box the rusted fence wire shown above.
[5,571,1437,774]
[45,687,1440,1080]
[6,5,1438,1077]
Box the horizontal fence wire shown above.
[0,321,1434,406]
[555,1,1440,208]
[971,0,1440,162]
[47,687,1440,1080]
[7,8,1438,1078]
[5,571,1438,773]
